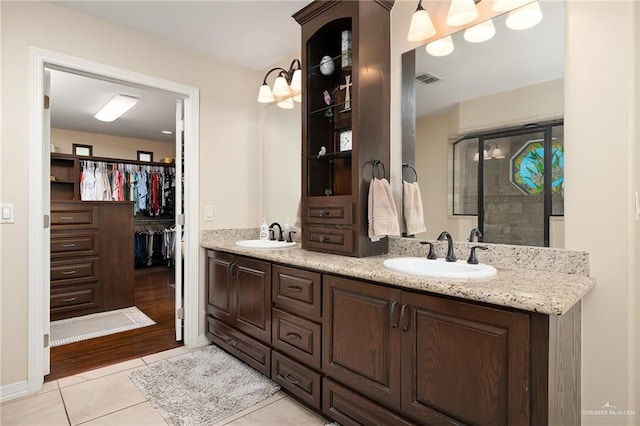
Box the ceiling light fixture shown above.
[161,130,173,135]
[506,1,543,30]
[474,142,504,161]
[257,59,302,109]
[446,0,480,27]
[94,94,138,122]
[426,35,455,57]
[407,0,436,42]
[464,19,496,43]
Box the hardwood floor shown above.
[47,266,182,381]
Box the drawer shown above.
[206,316,271,376]
[323,378,416,426]
[272,351,322,410]
[272,308,321,369]
[304,202,352,225]
[304,226,354,255]
[272,265,321,320]
[51,258,99,284]
[51,203,99,229]
[50,283,102,319]
[51,233,99,258]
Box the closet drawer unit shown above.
[272,265,321,320]
[206,316,271,376]
[51,203,99,230]
[304,202,353,225]
[304,226,354,255]
[272,351,322,410]
[272,308,321,369]
[50,283,102,318]
[50,257,99,284]
[51,233,100,258]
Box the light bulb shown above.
[446,0,479,27]
[426,36,455,57]
[464,19,496,43]
[257,84,274,103]
[506,1,543,30]
[407,2,436,41]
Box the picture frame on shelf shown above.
[337,128,352,152]
[137,151,153,162]
[72,143,93,157]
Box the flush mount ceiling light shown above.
[257,59,302,109]
[446,0,480,27]
[407,0,436,42]
[161,130,173,135]
[94,94,138,122]
[464,19,496,43]
[426,35,455,57]
[506,1,543,30]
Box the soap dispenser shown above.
[259,219,269,240]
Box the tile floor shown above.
[1,347,328,426]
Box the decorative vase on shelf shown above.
[319,55,335,76]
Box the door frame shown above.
[28,47,201,392]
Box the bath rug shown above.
[50,306,155,347]
[128,345,280,426]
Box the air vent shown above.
[416,72,442,85]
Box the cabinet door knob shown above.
[283,373,301,385]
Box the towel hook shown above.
[402,163,418,182]
[371,159,386,180]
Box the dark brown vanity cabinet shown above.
[323,275,531,426]
[294,0,393,258]
[206,250,272,375]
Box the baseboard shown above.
[1,380,29,403]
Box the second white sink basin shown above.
[235,239,296,249]
[383,257,497,279]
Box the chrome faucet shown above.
[269,222,284,241]
[437,231,457,262]
[468,228,483,243]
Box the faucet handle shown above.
[268,228,276,241]
[286,230,297,243]
[467,245,488,265]
[419,241,438,260]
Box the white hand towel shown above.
[403,180,426,236]
[368,177,400,241]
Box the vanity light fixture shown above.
[94,94,138,122]
[446,0,480,27]
[506,1,543,30]
[257,59,302,109]
[464,19,496,43]
[407,0,436,42]
[426,35,455,57]
[474,143,504,161]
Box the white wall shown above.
[0,1,261,387]
[392,0,639,421]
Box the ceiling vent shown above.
[416,72,442,85]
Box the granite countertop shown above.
[201,237,596,316]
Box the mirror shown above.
[402,1,564,246]
[262,103,301,229]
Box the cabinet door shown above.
[206,250,234,323]
[400,292,530,426]
[234,256,271,344]
[323,275,402,410]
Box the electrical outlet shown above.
[204,205,214,222]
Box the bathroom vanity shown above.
[202,236,594,426]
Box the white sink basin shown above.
[235,239,296,249]
[383,257,496,279]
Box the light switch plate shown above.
[1,203,15,224]
[204,205,214,222]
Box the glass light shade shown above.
[464,19,496,43]
[407,8,436,41]
[292,93,302,103]
[492,0,528,12]
[277,97,294,109]
[290,69,302,92]
[257,84,275,103]
[272,76,291,97]
[446,0,479,27]
[483,150,491,160]
[426,36,455,57]
[506,1,543,30]
[492,147,505,159]
[473,152,479,162]
[94,94,138,122]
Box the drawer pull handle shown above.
[61,297,77,302]
[60,216,75,220]
[61,270,77,275]
[286,332,302,342]
[319,236,327,243]
[223,336,238,347]
[390,301,399,328]
[318,210,327,217]
[283,373,301,385]
[400,304,410,332]
[286,285,302,292]
[61,243,77,248]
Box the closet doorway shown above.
[30,53,197,381]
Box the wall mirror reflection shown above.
[403,1,564,247]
